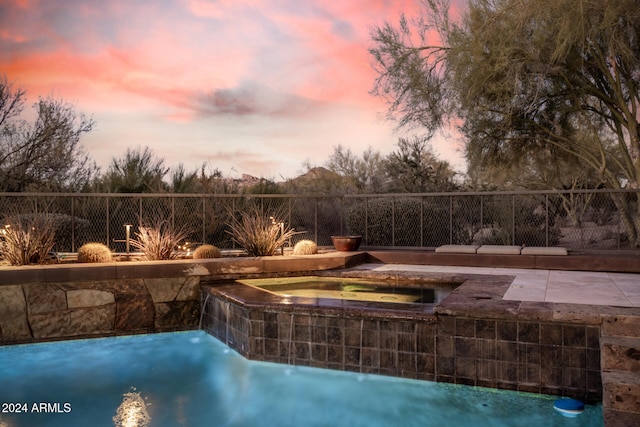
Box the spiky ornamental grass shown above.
[129,220,191,260]
[0,214,56,265]
[226,206,297,256]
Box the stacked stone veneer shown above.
[0,277,200,344]
[0,252,365,345]
[601,314,640,426]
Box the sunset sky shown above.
[1,0,466,180]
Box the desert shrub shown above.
[46,214,91,252]
[129,220,191,260]
[293,239,318,255]
[516,226,561,247]
[345,197,456,247]
[192,244,221,259]
[344,195,560,247]
[77,242,112,263]
[0,213,56,265]
[472,227,503,245]
[479,196,560,246]
[289,197,343,246]
[345,198,404,246]
[226,206,297,256]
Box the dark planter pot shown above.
[331,235,362,251]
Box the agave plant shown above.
[129,220,191,260]
[226,206,297,256]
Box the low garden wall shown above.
[0,277,200,343]
[0,253,364,345]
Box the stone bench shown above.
[520,246,568,256]
[435,244,480,254]
[435,244,568,255]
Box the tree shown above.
[325,145,386,193]
[370,0,640,246]
[384,135,458,192]
[102,146,168,193]
[0,75,98,192]
[170,163,200,193]
[466,128,610,194]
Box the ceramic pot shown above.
[331,235,362,251]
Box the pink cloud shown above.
[185,0,244,19]
[3,0,426,111]
[1,0,467,177]
[0,28,28,43]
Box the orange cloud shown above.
[1,0,467,177]
[2,0,428,113]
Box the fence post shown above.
[171,196,175,229]
[392,196,396,247]
[232,198,237,249]
[106,197,110,248]
[202,197,206,244]
[545,194,549,247]
[314,197,318,243]
[617,199,621,249]
[480,195,484,231]
[340,196,344,236]
[420,196,424,247]
[364,197,368,244]
[71,197,76,252]
[512,195,515,245]
[449,195,453,245]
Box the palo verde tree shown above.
[0,75,98,192]
[370,0,640,247]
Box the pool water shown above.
[0,331,602,427]
[238,276,457,304]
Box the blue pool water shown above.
[0,331,602,426]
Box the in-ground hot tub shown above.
[201,271,465,378]
[237,276,457,305]
[200,269,603,404]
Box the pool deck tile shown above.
[351,263,640,308]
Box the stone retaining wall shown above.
[0,277,201,344]
[0,252,362,345]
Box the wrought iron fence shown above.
[0,189,637,253]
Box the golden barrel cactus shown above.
[77,242,113,263]
[192,244,221,259]
[292,239,318,255]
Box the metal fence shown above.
[0,189,637,253]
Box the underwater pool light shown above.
[553,398,585,418]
